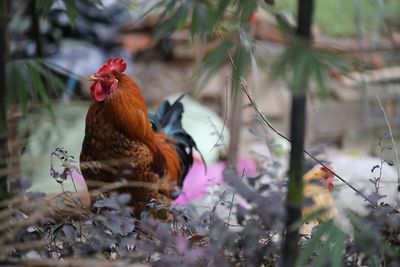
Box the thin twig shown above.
[239,82,376,207]
[215,25,376,207]
[87,179,174,196]
[217,26,237,71]
[210,76,230,153]
[67,172,84,242]
[374,92,400,201]
[226,168,245,229]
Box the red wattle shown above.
[90,82,107,102]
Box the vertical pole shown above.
[30,0,43,57]
[228,89,244,167]
[0,0,9,201]
[281,0,314,266]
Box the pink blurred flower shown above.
[70,169,88,191]
[174,156,257,205]
[69,169,91,208]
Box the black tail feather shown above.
[150,95,205,186]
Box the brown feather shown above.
[80,72,183,216]
[300,166,337,235]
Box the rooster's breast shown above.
[79,112,160,201]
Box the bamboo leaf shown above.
[314,228,335,267]
[295,220,334,266]
[196,3,208,42]
[272,41,349,98]
[63,0,78,27]
[208,0,230,30]
[138,0,175,22]
[314,60,328,98]
[231,41,251,96]
[196,40,234,89]
[36,0,54,17]
[28,60,64,95]
[238,0,257,23]
[43,60,80,80]
[27,62,54,117]
[190,3,199,39]
[290,48,309,94]
[155,3,189,40]
[13,65,29,114]
[270,52,289,82]
[290,208,327,231]
[6,59,69,116]
[331,228,346,267]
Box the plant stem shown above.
[281,95,307,266]
[30,0,43,57]
[228,89,244,166]
[0,0,9,201]
[281,0,314,266]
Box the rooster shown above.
[300,164,336,235]
[80,57,198,217]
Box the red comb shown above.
[95,57,127,75]
[321,165,334,178]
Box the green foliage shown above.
[6,59,76,116]
[231,37,252,95]
[149,0,258,42]
[5,0,87,116]
[195,39,234,91]
[275,0,400,36]
[271,39,349,97]
[268,13,350,97]
[147,0,351,98]
[148,0,257,96]
[37,0,103,26]
[154,1,191,40]
[296,220,346,267]
[190,2,208,41]
[349,212,400,265]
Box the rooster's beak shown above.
[89,75,99,81]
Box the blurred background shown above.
[1,0,400,212]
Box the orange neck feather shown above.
[104,74,170,177]
[105,74,156,150]
[90,73,180,181]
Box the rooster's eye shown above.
[106,74,112,79]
